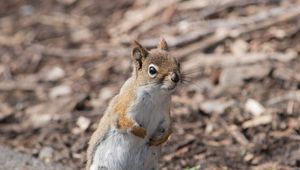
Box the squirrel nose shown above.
[171,73,179,83]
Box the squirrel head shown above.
[131,38,181,91]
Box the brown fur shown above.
[86,38,180,169]
[86,82,145,169]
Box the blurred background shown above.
[0,0,300,169]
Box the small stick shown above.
[182,52,297,69]
[242,114,272,129]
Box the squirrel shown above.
[86,38,181,170]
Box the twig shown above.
[178,5,292,32]
[242,114,272,129]
[270,130,300,141]
[0,32,26,46]
[227,125,249,146]
[197,0,265,18]
[177,0,215,11]
[182,52,297,69]
[109,0,180,36]
[0,81,36,91]
[266,91,300,106]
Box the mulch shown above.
[0,0,300,169]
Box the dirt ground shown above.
[0,0,300,169]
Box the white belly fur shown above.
[91,84,170,170]
[91,130,160,170]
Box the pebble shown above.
[76,116,91,131]
[39,147,54,163]
[49,85,72,99]
[245,99,265,117]
[45,66,65,81]
[99,87,114,101]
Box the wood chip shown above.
[245,99,266,117]
[49,85,72,99]
[242,114,272,129]
[200,99,236,114]
[227,125,249,145]
[0,103,13,121]
[43,66,65,82]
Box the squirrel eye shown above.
[148,64,158,78]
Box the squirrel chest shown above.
[131,84,171,136]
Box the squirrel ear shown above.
[158,37,168,51]
[131,40,148,70]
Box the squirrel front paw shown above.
[130,124,147,139]
[149,129,172,146]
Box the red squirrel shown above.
[87,38,181,170]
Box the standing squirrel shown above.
[86,38,181,170]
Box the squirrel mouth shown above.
[162,82,177,91]
[168,84,177,90]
